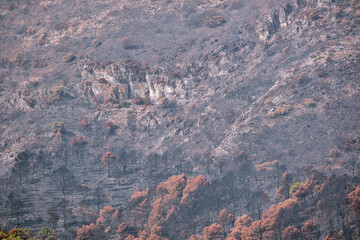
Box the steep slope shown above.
[0,0,359,238]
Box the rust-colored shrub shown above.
[308,10,320,20]
[121,37,135,49]
[63,53,75,63]
[117,223,137,239]
[204,15,226,28]
[294,76,308,84]
[78,119,88,128]
[304,98,316,107]
[202,223,225,239]
[283,226,301,240]
[101,152,116,177]
[301,219,318,239]
[133,97,144,105]
[267,105,291,118]
[98,78,107,84]
[328,148,340,158]
[180,175,208,205]
[282,46,289,53]
[255,160,283,172]
[105,120,116,134]
[32,60,48,68]
[342,134,360,152]
[317,70,327,77]
[129,188,149,206]
[76,223,104,240]
[92,38,101,47]
[157,174,187,204]
[169,114,180,123]
[71,136,86,147]
[100,60,112,68]
[218,209,234,224]
[157,97,168,106]
[23,98,36,108]
[347,186,360,233]
[96,206,115,226]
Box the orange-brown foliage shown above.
[329,148,340,157]
[282,226,301,240]
[71,136,86,147]
[202,223,225,240]
[301,219,318,239]
[218,209,234,224]
[101,152,116,166]
[78,119,88,128]
[117,223,137,240]
[129,188,150,206]
[105,120,116,129]
[180,175,208,205]
[226,214,251,240]
[347,186,360,235]
[156,174,187,205]
[76,223,104,240]
[276,172,294,200]
[98,77,107,84]
[342,134,360,152]
[96,206,115,226]
[255,160,282,172]
[147,199,166,229]
[241,220,263,240]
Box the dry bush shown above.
[98,78,107,84]
[294,76,309,85]
[100,60,112,69]
[342,134,360,152]
[104,120,117,135]
[157,97,168,106]
[62,53,75,63]
[78,119,88,128]
[92,38,101,47]
[133,97,144,105]
[328,149,340,158]
[255,160,283,172]
[26,26,36,34]
[304,98,316,107]
[202,223,225,239]
[267,105,291,118]
[204,15,226,28]
[32,60,48,68]
[121,37,137,50]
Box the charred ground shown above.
[0,0,360,239]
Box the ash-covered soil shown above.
[0,0,359,237]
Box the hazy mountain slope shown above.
[0,0,359,238]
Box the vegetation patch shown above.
[314,56,325,61]
[267,105,291,118]
[204,15,226,28]
[62,53,75,63]
[51,121,64,132]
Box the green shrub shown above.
[314,56,325,61]
[121,100,131,108]
[51,121,64,132]
[117,70,127,84]
[38,226,55,240]
[290,182,301,195]
[0,231,8,238]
